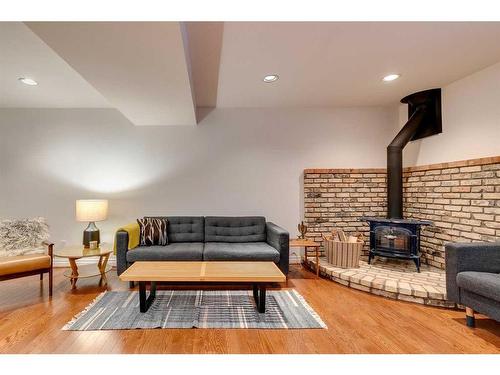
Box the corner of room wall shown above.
[413,61,500,166]
[393,61,500,168]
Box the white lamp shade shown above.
[76,199,108,222]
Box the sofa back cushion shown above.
[204,216,266,243]
[137,217,168,246]
[145,216,205,243]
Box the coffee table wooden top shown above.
[119,261,286,283]
[289,238,319,247]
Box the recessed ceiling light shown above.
[263,74,279,83]
[382,74,400,82]
[18,77,38,86]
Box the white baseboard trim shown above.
[289,252,302,264]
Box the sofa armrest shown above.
[115,230,138,275]
[266,222,289,275]
[445,241,500,303]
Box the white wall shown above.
[3,57,499,263]
[0,107,396,257]
[400,62,500,166]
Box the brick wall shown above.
[303,168,387,259]
[303,156,500,269]
[403,156,500,268]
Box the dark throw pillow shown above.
[137,217,168,246]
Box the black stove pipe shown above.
[387,107,427,219]
[387,88,442,219]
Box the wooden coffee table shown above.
[119,261,286,313]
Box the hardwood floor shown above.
[0,265,499,354]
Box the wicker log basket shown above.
[322,229,364,269]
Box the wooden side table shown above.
[54,244,112,289]
[289,238,321,277]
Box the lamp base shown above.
[83,222,100,248]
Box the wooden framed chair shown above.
[0,241,54,296]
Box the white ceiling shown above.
[27,22,197,126]
[216,22,500,107]
[2,22,500,125]
[0,22,110,108]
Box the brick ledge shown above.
[304,155,500,174]
[304,167,385,174]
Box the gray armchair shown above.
[445,242,500,327]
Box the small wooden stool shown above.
[289,238,321,277]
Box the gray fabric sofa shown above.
[445,241,500,327]
[116,216,289,277]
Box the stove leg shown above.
[414,258,421,273]
[368,252,373,265]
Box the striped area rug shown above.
[63,289,326,330]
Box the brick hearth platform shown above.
[304,257,455,308]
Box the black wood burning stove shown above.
[362,89,441,272]
[362,217,431,272]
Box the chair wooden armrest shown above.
[42,241,54,295]
[42,241,54,258]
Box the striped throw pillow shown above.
[137,217,168,246]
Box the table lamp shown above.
[76,199,108,248]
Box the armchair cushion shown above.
[446,242,500,274]
[0,254,51,277]
[445,241,500,303]
[456,271,500,303]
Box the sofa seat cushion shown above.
[203,242,280,262]
[127,243,204,262]
[457,271,500,302]
[0,254,51,276]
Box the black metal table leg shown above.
[151,281,157,299]
[139,281,146,312]
[252,283,267,313]
[139,281,156,313]
[258,284,266,313]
